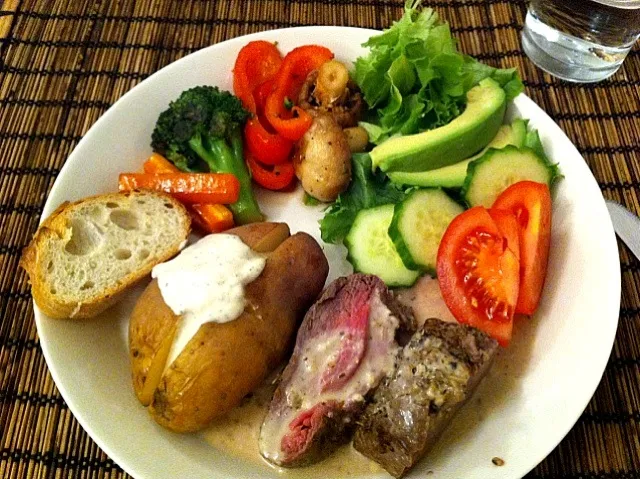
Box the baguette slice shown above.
[20,190,191,319]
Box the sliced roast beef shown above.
[353,318,498,478]
[259,274,413,467]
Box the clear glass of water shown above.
[522,0,640,82]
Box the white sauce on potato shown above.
[152,234,266,366]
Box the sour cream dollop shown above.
[152,233,266,366]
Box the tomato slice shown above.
[437,207,520,346]
[493,181,552,316]
[488,208,520,262]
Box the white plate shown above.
[34,27,621,479]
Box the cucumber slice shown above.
[389,189,464,273]
[510,118,527,146]
[346,205,420,287]
[388,120,527,189]
[461,145,558,208]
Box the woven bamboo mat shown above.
[0,0,639,478]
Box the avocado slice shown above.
[370,78,507,173]
[388,119,527,188]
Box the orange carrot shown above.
[118,172,240,205]
[191,204,235,233]
[139,153,236,232]
[143,153,179,174]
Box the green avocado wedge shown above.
[388,119,527,188]
[370,78,507,173]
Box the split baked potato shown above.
[129,222,329,432]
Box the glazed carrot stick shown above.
[191,204,235,233]
[118,172,240,205]
[139,153,236,233]
[143,153,179,174]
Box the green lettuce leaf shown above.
[354,0,524,145]
[320,153,406,243]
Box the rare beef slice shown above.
[353,318,499,478]
[259,274,413,467]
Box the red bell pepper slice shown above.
[234,44,293,165]
[264,45,334,141]
[244,118,293,165]
[246,152,295,191]
[233,41,283,113]
[253,79,275,116]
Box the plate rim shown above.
[32,25,622,479]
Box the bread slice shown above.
[20,190,191,319]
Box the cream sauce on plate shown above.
[202,381,383,477]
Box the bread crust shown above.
[20,190,191,320]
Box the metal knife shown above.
[605,200,640,261]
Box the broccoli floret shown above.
[151,86,263,224]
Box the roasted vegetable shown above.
[118,172,240,205]
[264,45,334,141]
[292,113,352,202]
[314,60,350,105]
[343,126,369,153]
[233,41,294,167]
[150,86,263,224]
[298,66,364,128]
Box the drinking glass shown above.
[522,0,640,82]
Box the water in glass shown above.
[522,0,640,82]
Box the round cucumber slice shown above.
[389,189,464,273]
[345,204,420,287]
[462,145,557,208]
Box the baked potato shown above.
[129,222,329,432]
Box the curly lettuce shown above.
[355,0,524,144]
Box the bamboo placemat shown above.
[1,0,639,478]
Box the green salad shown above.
[319,0,561,290]
[355,0,523,145]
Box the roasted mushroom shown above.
[298,61,364,128]
[343,126,369,153]
[293,113,352,202]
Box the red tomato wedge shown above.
[488,208,521,262]
[437,207,520,346]
[493,181,552,316]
